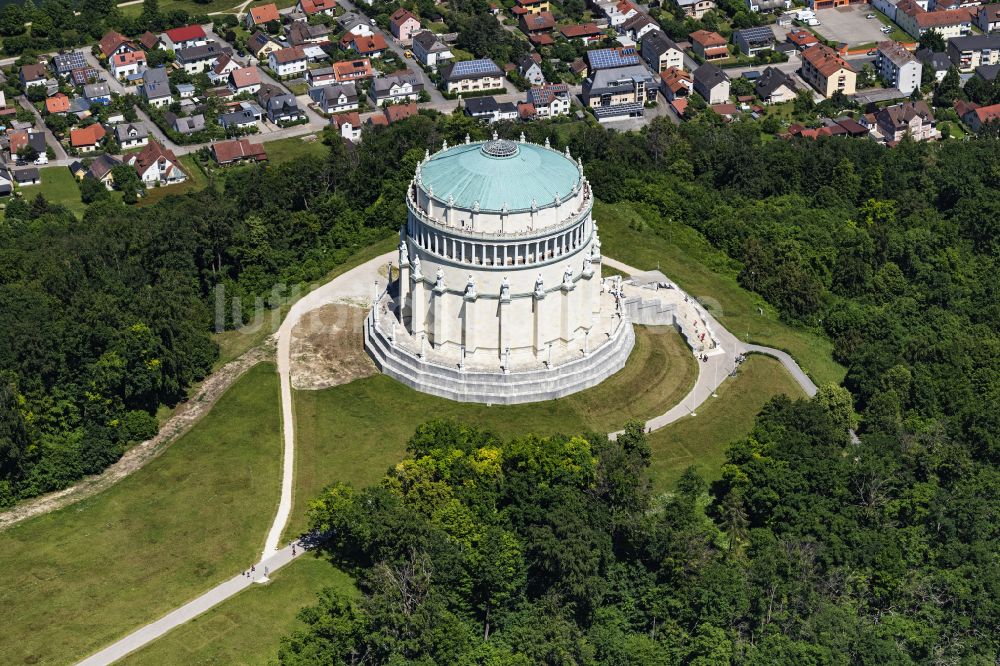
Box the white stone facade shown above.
[365,135,634,403]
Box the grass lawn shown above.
[0,363,282,666]
[595,200,846,387]
[119,554,357,666]
[261,134,329,166]
[287,325,698,539]
[37,165,85,217]
[137,154,210,207]
[212,234,397,369]
[647,354,807,492]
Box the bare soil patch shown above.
[290,303,376,390]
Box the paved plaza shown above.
[811,5,892,46]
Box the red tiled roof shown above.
[70,123,106,147]
[299,0,337,14]
[520,10,555,31]
[98,30,131,58]
[343,33,388,54]
[690,29,727,47]
[249,3,280,24]
[384,102,418,123]
[8,130,28,154]
[802,43,853,77]
[560,23,602,38]
[786,29,819,48]
[165,25,206,43]
[132,140,182,174]
[916,7,972,27]
[45,93,70,114]
[211,138,267,163]
[271,46,307,64]
[332,59,374,80]
[529,33,555,45]
[332,111,361,127]
[390,7,419,28]
[112,51,147,67]
[230,67,261,87]
[972,102,1000,124]
[139,31,160,50]
[367,114,389,125]
[518,101,536,118]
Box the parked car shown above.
[880,25,892,33]
[866,13,876,18]
[806,17,821,25]
[33,155,48,165]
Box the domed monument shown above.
[365,132,634,404]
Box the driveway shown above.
[16,96,68,161]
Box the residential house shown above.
[514,0,550,15]
[586,46,640,71]
[211,138,267,164]
[747,0,791,11]
[332,112,362,141]
[659,66,693,100]
[528,83,571,116]
[114,122,148,148]
[87,154,120,189]
[519,11,556,45]
[947,34,1000,71]
[165,112,205,135]
[308,66,338,86]
[734,26,776,56]
[139,31,161,50]
[641,31,684,72]
[70,123,106,153]
[598,0,640,26]
[519,54,545,85]
[288,22,331,46]
[341,33,388,58]
[383,102,418,124]
[961,101,1000,131]
[754,66,797,103]
[248,32,284,60]
[412,31,453,68]
[621,13,660,42]
[162,24,209,51]
[69,67,101,86]
[464,96,519,122]
[693,62,731,104]
[141,67,173,107]
[19,63,48,88]
[297,0,337,16]
[332,59,375,83]
[13,167,40,186]
[518,101,537,120]
[269,46,308,78]
[894,0,972,38]
[219,102,264,130]
[440,59,504,94]
[176,42,223,75]
[9,130,46,159]
[390,8,421,43]
[786,29,819,50]
[209,54,241,84]
[338,11,374,36]
[875,41,922,94]
[258,85,306,123]
[0,168,12,195]
[68,160,87,180]
[83,82,111,105]
[864,100,937,141]
[370,70,423,104]
[98,30,138,59]
[52,51,87,77]
[245,3,280,29]
[45,93,71,114]
[559,23,604,44]
[690,30,729,60]
[674,0,716,19]
[916,47,951,81]
[977,63,1000,80]
[800,43,856,96]
[109,51,147,80]
[582,63,657,121]
[310,82,359,113]
[975,3,1000,31]
[127,140,186,185]
[229,67,262,95]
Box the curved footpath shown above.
[75,253,820,665]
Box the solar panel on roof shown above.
[587,47,640,70]
[453,59,501,76]
[737,26,774,43]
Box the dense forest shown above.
[2,111,999,660]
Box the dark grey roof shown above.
[441,58,502,81]
[734,26,776,46]
[413,30,448,53]
[176,42,223,64]
[142,67,171,99]
[976,63,1000,81]
[465,96,500,114]
[13,167,39,183]
[693,63,729,89]
[219,108,259,127]
[915,48,950,71]
[52,51,87,74]
[372,70,423,93]
[948,34,1000,51]
[640,30,680,57]
[584,64,655,97]
[27,132,46,153]
[88,154,121,180]
[755,66,795,98]
[114,122,148,142]
[309,82,358,105]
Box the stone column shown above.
[498,277,511,359]
[398,239,410,319]
[410,260,425,337]
[431,269,446,348]
[533,274,546,359]
[463,276,477,354]
[560,265,575,343]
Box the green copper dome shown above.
[418,140,582,212]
